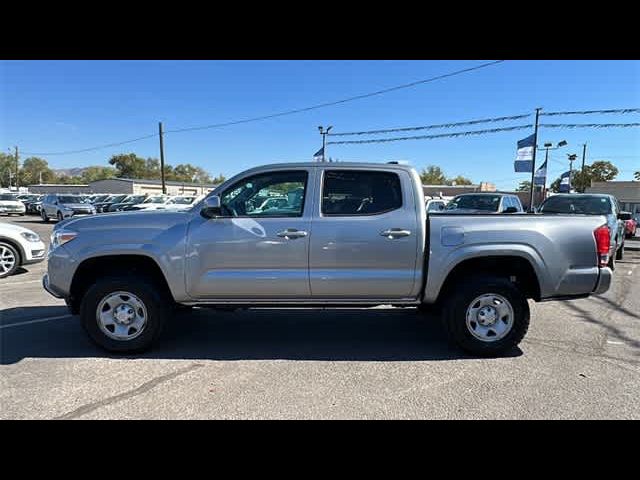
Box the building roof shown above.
[89,178,219,188]
[28,183,90,187]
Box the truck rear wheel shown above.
[80,276,170,353]
[442,275,529,357]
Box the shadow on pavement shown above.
[0,307,522,364]
[563,301,640,350]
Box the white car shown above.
[157,195,203,211]
[127,195,173,211]
[0,193,26,216]
[0,222,46,278]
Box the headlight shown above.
[50,229,78,249]
[20,231,41,242]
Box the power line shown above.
[164,61,506,134]
[18,60,507,155]
[541,122,640,128]
[327,125,534,145]
[540,108,640,116]
[329,113,531,137]
[21,133,158,156]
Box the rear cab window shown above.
[321,170,403,216]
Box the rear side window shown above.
[322,170,402,216]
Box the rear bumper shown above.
[593,267,613,295]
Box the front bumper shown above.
[593,267,613,295]
[42,273,64,299]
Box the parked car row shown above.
[36,193,203,222]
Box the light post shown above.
[318,126,333,162]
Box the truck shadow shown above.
[0,307,523,364]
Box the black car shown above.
[93,194,129,213]
[107,195,148,212]
[18,194,43,214]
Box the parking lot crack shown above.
[54,363,204,420]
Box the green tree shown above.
[516,181,531,192]
[80,166,117,183]
[108,153,148,178]
[588,160,619,182]
[570,160,619,193]
[168,164,212,183]
[20,157,56,185]
[447,175,473,186]
[0,152,18,188]
[419,165,447,184]
[212,173,226,184]
[571,169,591,193]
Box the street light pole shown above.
[318,126,333,162]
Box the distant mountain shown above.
[52,167,89,178]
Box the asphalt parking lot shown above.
[1,214,639,419]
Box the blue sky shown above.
[1,60,639,190]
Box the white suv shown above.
[0,222,46,278]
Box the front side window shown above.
[220,170,308,217]
[322,170,402,216]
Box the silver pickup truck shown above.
[43,162,613,356]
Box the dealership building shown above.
[29,178,219,196]
[586,181,640,215]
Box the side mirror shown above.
[200,195,223,219]
[504,206,518,213]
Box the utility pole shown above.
[158,122,167,194]
[580,142,588,193]
[14,146,19,189]
[39,171,43,184]
[528,108,542,212]
[568,153,577,192]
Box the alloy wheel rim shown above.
[465,293,514,342]
[0,246,16,275]
[96,291,148,341]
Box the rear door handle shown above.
[380,228,412,238]
[277,229,308,239]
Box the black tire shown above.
[80,276,170,353]
[616,241,624,260]
[442,275,530,357]
[41,210,49,222]
[57,211,64,222]
[0,241,20,279]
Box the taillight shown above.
[594,225,610,268]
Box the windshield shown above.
[104,195,127,203]
[447,195,501,212]
[122,195,146,204]
[169,196,195,204]
[58,196,84,204]
[144,196,168,204]
[539,195,612,215]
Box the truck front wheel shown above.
[442,275,529,357]
[80,276,170,353]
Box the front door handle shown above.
[277,229,308,239]
[380,228,412,239]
